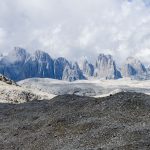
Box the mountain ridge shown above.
[0,47,149,81]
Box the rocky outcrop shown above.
[62,62,86,81]
[23,50,54,79]
[0,47,30,81]
[80,59,94,77]
[94,54,121,79]
[0,48,55,80]
[0,47,85,81]
[0,74,17,85]
[0,74,39,103]
[121,57,147,78]
[54,57,70,80]
[1,47,150,81]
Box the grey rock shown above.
[23,50,54,79]
[94,54,121,79]
[0,92,150,149]
[0,74,17,86]
[0,47,85,81]
[121,57,147,79]
[80,58,94,77]
[54,57,70,80]
[0,47,30,81]
[63,62,86,81]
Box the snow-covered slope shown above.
[18,77,150,98]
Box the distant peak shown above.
[34,50,50,57]
[98,53,113,59]
[34,50,48,55]
[126,57,141,64]
[56,57,68,62]
[12,47,27,55]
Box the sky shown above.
[0,0,150,64]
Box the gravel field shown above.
[0,92,150,150]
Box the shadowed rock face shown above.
[94,54,121,79]
[121,57,147,78]
[80,59,94,77]
[23,50,55,79]
[0,47,30,81]
[54,57,70,80]
[1,47,150,81]
[62,62,86,81]
[0,92,150,150]
[0,48,85,81]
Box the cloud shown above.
[0,27,7,48]
[135,48,150,65]
[0,0,150,65]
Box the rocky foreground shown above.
[0,92,150,150]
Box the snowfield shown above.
[18,77,150,98]
[2,77,150,104]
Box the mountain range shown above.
[0,47,149,81]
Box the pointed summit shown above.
[94,54,121,79]
[121,57,147,78]
[5,47,29,63]
[80,58,94,77]
[54,57,70,80]
[24,50,54,78]
[62,62,85,81]
[32,50,52,61]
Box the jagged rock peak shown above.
[80,57,94,77]
[62,62,86,82]
[56,57,69,62]
[94,53,121,79]
[54,57,70,80]
[6,47,29,63]
[97,54,113,60]
[121,56,147,78]
[13,47,27,55]
[126,57,142,64]
[31,50,52,60]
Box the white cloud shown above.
[135,48,150,65]
[0,0,150,64]
[0,27,6,46]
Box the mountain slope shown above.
[0,92,150,150]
